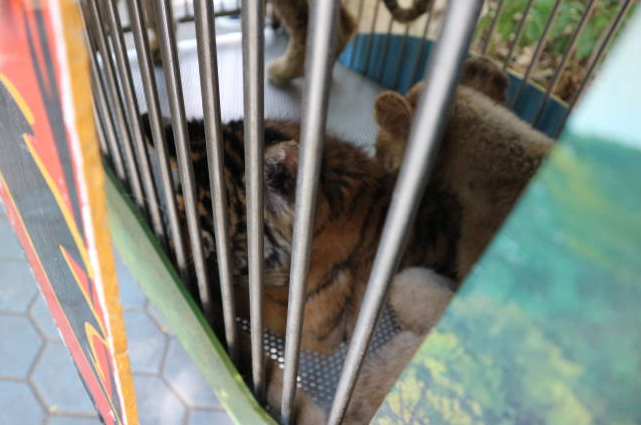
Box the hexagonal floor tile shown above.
[114,251,146,310]
[0,259,38,313]
[162,338,220,408]
[0,313,42,378]
[188,409,235,425]
[29,295,59,340]
[133,374,186,425]
[145,303,171,335]
[123,310,167,374]
[30,342,96,415]
[47,415,102,425]
[0,381,45,425]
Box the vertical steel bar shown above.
[348,0,366,69]
[392,24,411,89]
[83,15,109,160]
[502,0,536,71]
[279,0,341,423]
[554,0,635,138]
[102,0,165,241]
[376,16,394,80]
[481,0,506,54]
[240,0,266,398]
[408,0,436,84]
[194,0,241,366]
[531,0,598,126]
[89,0,145,207]
[125,0,189,279]
[363,0,382,73]
[327,1,484,424]
[509,0,563,109]
[87,41,127,181]
[153,0,216,322]
[92,102,109,156]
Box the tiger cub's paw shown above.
[267,55,305,85]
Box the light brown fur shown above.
[376,57,552,277]
[268,0,357,84]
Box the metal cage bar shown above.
[376,16,395,80]
[509,0,563,109]
[532,0,599,126]
[363,0,382,73]
[152,0,217,323]
[408,0,437,84]
[92,102,109,156]
[555,0,635,137]
[87,41,126,181]
[392,24,411,88]
[348,0,367,69]
[88,0,145,210]
[194,0,241,365]
[481,0,506,55]
[125,0,189,280]
[102,0,166,242]
[502,0,536,71]
[241,0,266,399]
[279,0,341,423]
[327,1,484,423]
[193,0,241,366]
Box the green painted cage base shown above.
[105,165,276,425]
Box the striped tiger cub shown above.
[142,112,469,353]
[141,59,551,356]
[142,113,457,423]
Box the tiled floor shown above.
[0,199,234,425]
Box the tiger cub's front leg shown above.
[235,283,344,355]
[234,283,289,336]
[268,0,356,84]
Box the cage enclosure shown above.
[84,0,640,423]
[1,0,639,424]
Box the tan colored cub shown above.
[375,57,552,277]
[265,57,553,425]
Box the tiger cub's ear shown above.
[265,140,299,206]
[374,91,413,139]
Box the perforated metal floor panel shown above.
[239,304,401,409]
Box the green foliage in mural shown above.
[372,133,641,425]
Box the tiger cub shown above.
[267,0,436,84]
[142,59,550,356]
[142,113,456,422]
[375,56,553,278]
[100,0,435,82]
[143,114,393,353]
